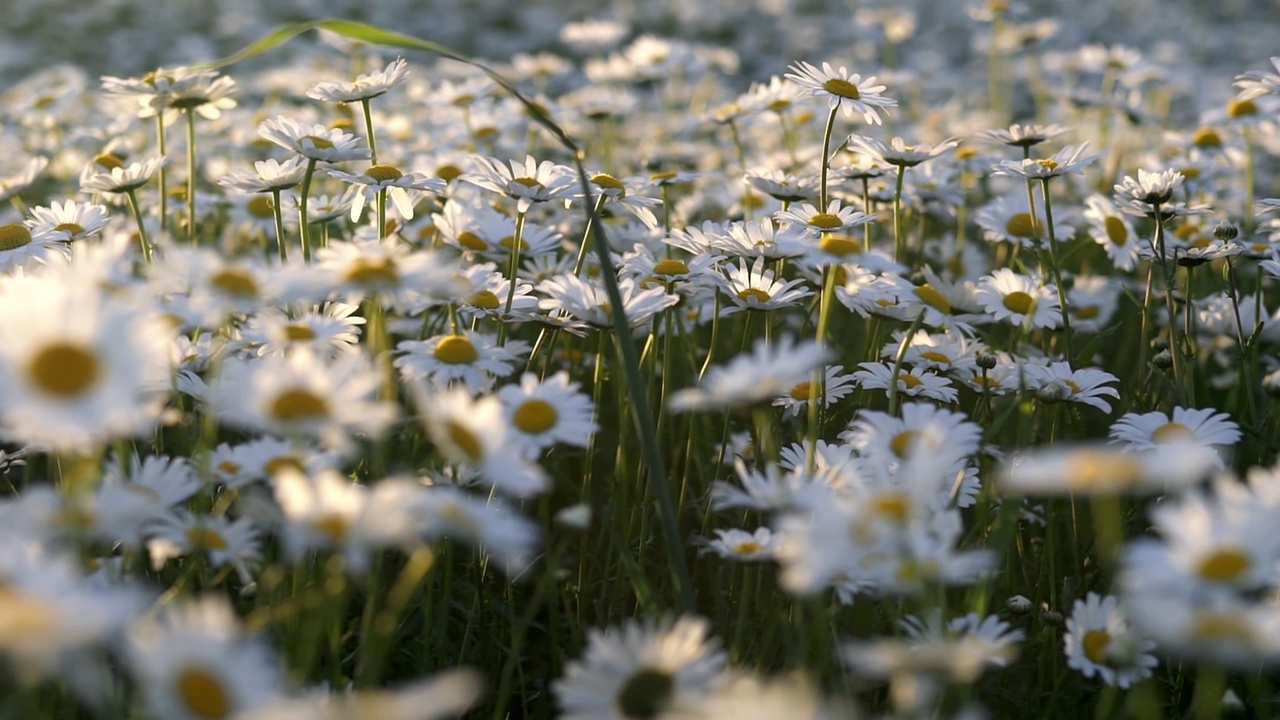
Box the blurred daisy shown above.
[394,331,526,393]
[1063,593,1157,689]
[671,336,830,412]
[784,61,897,124]
[217,157,309,195]
[556,615,728,720]
[0,222,68,271]
[975,269,1061,329]
[146,511,262,583]
[998,442,1217,496]
[1234,56,1280,100]
[498,372,597,458]
[26,199,110,242]
[80,156,167,194]
[772,365,856,417]
[846,135,958,169]
[702,527,778,562]
[990,143,1097,179]
[852,362,959,403]
[238,303,364,359]
[977,122,1071,151]
[537,274,678,331]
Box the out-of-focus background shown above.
[2,0,1276,86]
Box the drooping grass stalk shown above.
[1039,178,1073,360]
[124,188,153,263]
[185,109,199,242]
[298,158,318,263]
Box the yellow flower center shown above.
[28,343,100,398]
[1061,449,1144,490]
[185,527,229,550]
[1036,158,1060,171]
[1002,291,1035,315]
[300,135,335,149]
[1197,547,1251,582]
[1192,127,1222,148]
[913,284,952,314]
[733,541,762,555]
[1191,612,1253,643]
[498,235,530,252]
[919,350,952,365]
[1005,212,1040,239]
[1151,422,1194,443]
[1102,216,1128,246]
[1227,98,1258,118]
[821,77,862,100]
[871,491,911,525]
[736,288,773,304]
[446,420,483,461]
[264,456,304,476]
[175,667,232,720]
[364,164,403,182]
[808,212,844,230]
[209,268,259,298]
[92,152,125,170]
[890,430,919,459]
[652,259,690,277]
[0,224,32,251]
[591,173,626,194]
[512,176,543,190]
[268,389,329,422]
[436,164,464,182]
[468,290,501,309]
[617,668,676,720]
[789,381,812,401]
[456,231,488,251]
[512,399,558,434]
[310,514,349,542]
[1179,167,1201,180]
[343,257,399,286]
[329,118,355,132]
[1082,630,1111,665]
[649,170,679,182]
[216,460,241,475]
[53,222,85,237]
[819,234,862,256]
[899,374,923,389]
[246,196,275,218]
[282,324,316,342]
[1076,305,1101,320]
[433,335,478,364]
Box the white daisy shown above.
[394,331,528,393]
[498,371,598,458]
[1063,593,1157,689]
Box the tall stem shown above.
[125,188,152,264]
[498,211,527,346]
[818,106,839,211]
[155,114,168,235]
[1039,179,1073,360]
[185,109,198,243]
[298,158,318,263]
[271,189,288,263]
[892,167,906,263]
[360,98,379,167]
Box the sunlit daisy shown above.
[851,362,959,403]
[671,336,830,412]
[258,116,370,163]
[26,199,110,243]
[975,269,1061,329]
[462,154,577,214]
[498,371,597,458]
[307,57,410,102]
[784,61,897,124]
[327,163,446,222]
[394,331,527,393]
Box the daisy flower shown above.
[846,134,959,169]
[1024,361,1120,412]
[311,237,467,310]
[670,336,830,412]
[79,155,167,194]
[974,192,1070,248]
[1063,593,1157,689]
[851,362,959,403]
[258,116,370,163]
[1234,56,1280,100]
[784,61,897,124]
[126,597,279,720]
[462,154,577,214]
[998,443,1218,496]
[774,200,873,235]
[498,372,598,458]
[1082,194,1140,271]
[1068,276,1122,333]
[555,615,728,720]
[394,331,527,393]
[746,169,814,203]
[26,199,110,242]
[216,157,309,194]
[238,303,364,359]
[581,172,663,229]
[212,350,397,451]
[416,484,541,575]
[411,385,549,498]
[772,365,856,417]
[842,402,982,484]
[207,437,340,489]
[307,57,410,102]
[975,269,1061,329]
[537,274,679,331]
[327,163,446,222]
[712,217,810,259]
[0,275,171,451]
[702,527,778,562]
[976,122,1071,151]
[102,66,237,120]
[719,256,814,313]
[1110,407,1240,467]
[990,143,1098,179]
[1113,168,1185,216]
[146,511,263,583]
[0,222,68,271]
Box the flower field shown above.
[1,3,1279,718]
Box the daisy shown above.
[670,336,830,413]
[990,143,1098,179]
[746,169,814,203]
[999,443,1219,496]
[1082,194,1140,271]
[842,402,982,483]
[1234,56,1280,100]
[498,372,597,458]
[846,134,959,169]
[773,365,856,418]
[126,597,279,720]
[555,615,728,720]
[311,237,467,311]
[976,122,1071,151]
[0,275,171,451]
[774,200,873,235]
[102,66,237,120]
[1113,168,1184,216]
[307,57,410,102]
[851,362,959,403]
[79,155,167,194]
[581,172,663,229]
[1068,276,1122,333]
[974,192,1070,248]
[462,154,577,214]
[327,163,446,222]
[212,349,397,451]
[0,222,68,271]
[537,274,679,331]
[216,157,309,195]
[1063,593,1157,689]
[1110,407,1240,467]
[237,303,364,359]
[784,61,897,124]
[719,256,814,313]
[146,510,263,583]
[702,527,778,562]
[975,269,1061,329]
[455,262,540,322]
[207,437,340,489]
[618,244,719,296]
[394,331,527,393]
[411,385,548,498]
[713,217,811,259]
[258,116,370,163]
[26,199,110,242]
[238,670,482,720]
[416,484,541,575]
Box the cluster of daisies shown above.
[0,6,1279,718]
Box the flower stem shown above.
[185,109,198,243]
[360,98,379,167]
[155,114,168,235]
[498,211,526,346]
[298,158,318,264]
[1039,178,1074,360]
[818,106,838,211]
[892,166,906,262]
[270,189,287,263]
[124,188,152,263]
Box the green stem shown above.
[1039,178,1074,360]
[892,167,906,262]
[124,189,152,264]
[298,158,318,263]
[271,189,288,263]
[155,114,168,235]
[360,98,379,166]
[498,211,527,346]
[819,106,839,211]
[185,109,198,242]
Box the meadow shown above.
[0,3,1278,718]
